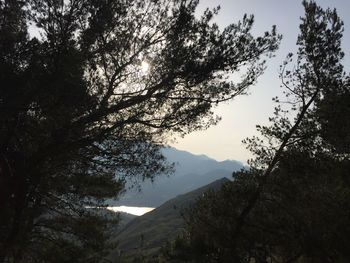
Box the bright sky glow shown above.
[171,0,350,163]
[107,206,154,216]
[141,61,150,73]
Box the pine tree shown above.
[0,0,279,261]
[169,1,350,262]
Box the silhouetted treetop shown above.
[166,1,350,262]
[0,0,280,262]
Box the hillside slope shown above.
[109,178,230,260]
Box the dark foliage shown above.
[166,1,350,262]
[0,0,279,261]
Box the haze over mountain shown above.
[111,147,243,207]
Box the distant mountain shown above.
[110,147,242,207]
[109,178,230,261]
[161,147,242,175]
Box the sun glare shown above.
[141,61,150,73]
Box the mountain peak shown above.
[111,147,242,207]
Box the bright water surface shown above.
[107,206,154,216]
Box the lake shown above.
[107,206,154,216]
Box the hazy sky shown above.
[171,0,350,163]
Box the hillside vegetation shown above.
[109,178,230,262]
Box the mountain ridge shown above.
[110,147,242,207]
